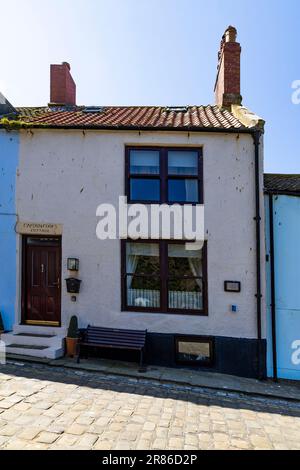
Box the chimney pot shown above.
[214,26,242,109]
[62,61,71,70]
[225,26,237,43]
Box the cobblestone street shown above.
[0,362,300,450]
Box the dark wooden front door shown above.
[23,237,61,325]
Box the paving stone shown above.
[66,423,87,435]
[0,435,9,447]
[109,422,124,432]
[250,435,273,449]
[114,440,135,450]
[14,414,36,426]
[43,408,64,418]
[168,437,184,448]
[152,438,167,449]
[136,439,151,450]
[184,434,199,446]
[230,438,251,449]
[0,424,22,436]
[36,431,60,444]
[4,438,28,450]
[0,409,20,421]
[143,422,156,431]
[75,415,95,426]
[18,427,42,441]
[76,433,98,448]
[55,433,79,447]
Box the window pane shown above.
[168,151,198,175]
[126,275,160,308]
[168,244,202,277]
[177,340,211,363]
[168,278,203,310]
[126,242,160,275]
[130,150,160,174]
[130,178,160,201]
[168,179,198,202]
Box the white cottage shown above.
[2,27,266,378]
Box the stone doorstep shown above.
[5,353,300,404]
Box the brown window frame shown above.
[125,146,204,205]
[175,335,214,366]
[121,239,208,316]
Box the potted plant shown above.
[66,315,78,357]
[0,312,4,335]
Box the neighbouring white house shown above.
[1,27,266,378]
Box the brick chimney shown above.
[214,26,242,109]
[50,62,76,106]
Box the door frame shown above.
[21,235,62,327]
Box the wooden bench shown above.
[77,325,147,370]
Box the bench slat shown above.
[83,338,145,345]
[86,331,146,341]
[86,330,146,337]
[87,326,146,334]
[86,340,145,346]
[86,334,145,342]
[80,342,143,350]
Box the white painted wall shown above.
[17,129,266,338]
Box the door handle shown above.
[53,277,60,288]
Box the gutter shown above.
[265,189,300,198]
[268,194,278,381]
[0,123,258,134]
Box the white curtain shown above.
[126,255,138,289]
[168,244,203,289]
[126,242,159,289]
[168,151,198,175]
[188,258,202,289]
[130,150,159,174]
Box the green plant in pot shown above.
[66,315,78,358]
[0,312,4,334]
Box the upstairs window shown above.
[126,147,203,204]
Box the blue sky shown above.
[1,0,299,173]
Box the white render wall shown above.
[17,129,266,339]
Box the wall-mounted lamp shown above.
[67,258,79,271]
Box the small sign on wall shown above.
[224,280,241,293]
[16,222,63,236]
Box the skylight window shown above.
[83,106,105,113]
[165,106,188,113]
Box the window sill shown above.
[121,307,208,316]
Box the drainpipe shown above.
[268,194,278,381]
[253,130,263,379]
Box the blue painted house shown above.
[265,174,300,381]
[0,93,19,331]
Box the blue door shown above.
[266,194,300,380]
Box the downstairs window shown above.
[121,240,207,315]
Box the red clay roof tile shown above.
[15,105,250,131]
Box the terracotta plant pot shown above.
[65,337,78,357]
